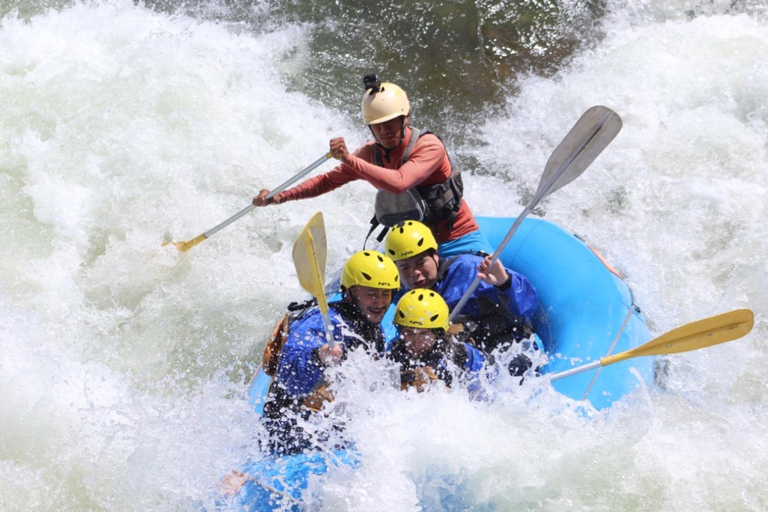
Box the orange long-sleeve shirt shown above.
[279,128,479,243]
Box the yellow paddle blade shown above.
[602,309,754,366]
[162,234,208,252]
[292,212,329,313]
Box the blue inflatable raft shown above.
[234,216,654,509]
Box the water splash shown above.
[1,0,766,510]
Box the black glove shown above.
[507,353,533,378]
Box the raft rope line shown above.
[580,301,637,401]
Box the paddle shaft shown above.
[170,153,333,251]
[549,360,601,382]
[320,309,335,349]
[203,153,331,239]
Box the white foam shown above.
[1,0,766,510]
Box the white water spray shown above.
[1,1,766,510]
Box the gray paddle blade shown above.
[537,106,622,200]
[449,106,621,322]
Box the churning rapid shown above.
[1,0,766,510]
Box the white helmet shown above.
[362,80,410,125]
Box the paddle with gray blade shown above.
[449,106,622,321]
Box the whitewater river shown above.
[1,0,766,510]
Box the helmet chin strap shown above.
[342,286,363,312]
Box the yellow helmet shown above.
[362,82,410,125]
[384,220,438,261]
[341,250,400,290]
[394,289,450,331]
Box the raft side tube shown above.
[477,216,654,409]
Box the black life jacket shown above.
[389,334,470,388]
[366,128,464,244]
[330,300,387,355]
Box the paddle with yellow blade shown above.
[549,309,754,382]
[165,153,331,252]
[451,106,623,321]
[292,211,335,348]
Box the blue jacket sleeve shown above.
[437,254,538,321]
[462,342,492,398]
[498,268,538,320]
[464,343,487,373]
[274,304,389,397]
[275,308,344,397]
